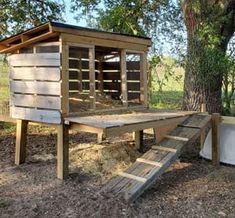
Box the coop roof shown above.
[0,21,152,54]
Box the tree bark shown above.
[181,0,235,113]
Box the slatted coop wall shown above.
[8,42,62,124]
[68,46,143,113]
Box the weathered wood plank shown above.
[57,124,69,179]
[179,114,211,129]
[211,113,220,166]
[134,130,143,151]
[10,67,61,81]
[60,33,149,52]
[10,81,61,95]
[140,52,148,106]
[89,47,96,109]
[60,38,69,115]
[11,94,61,110]
[11,107,61,124]
[120,49,128,107]
[8,53,60,66]
[102,114,207,202]
[15,120,28,165]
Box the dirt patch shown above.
[1,124,235,218]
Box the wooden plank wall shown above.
[8,42,62,124]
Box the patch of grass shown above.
[0,198,11,208]
[150,65,184,109]
[0,61,9,102]
[0,122,16,134]
[151,91,183,109]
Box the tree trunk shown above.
[181,0,235,113]
[182,36,224,113]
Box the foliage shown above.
[0,0,65,38]
[70,0,185,54]
[222,54,235,114]
[149,56,184,109]
[181,0,235,112]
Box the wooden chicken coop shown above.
[1,22,212,191]
[0,21,152,179]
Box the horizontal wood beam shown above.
[1,23,50,45]
[0,32,59,53]
[60,33,149,52]
[52,26,151,47]
[105,116,189,137]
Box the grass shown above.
[150,64,184,109]
[0,61,9,102]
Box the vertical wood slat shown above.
[121,49,128,107]
[97,55,104,94]
[78,52,83,92]
[89,47,96,109]
[140,52,148,107]
[57,124,69,179]
[60,36,69,115]
[15,120,28,165]
[211,113,220,166]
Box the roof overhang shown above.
[0,22,152,54]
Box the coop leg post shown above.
[211,113,220,166]
[15,120,28,165]
[200,128,206,149]
[134,130,144,152]
[57,124,69,180]
[97,133,105,144]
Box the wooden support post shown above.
[200,103,206,113]
[89,47,96,109]
[211,113,220,166]
[60,36,69,115]
[200,103,207,149]
[57,124,69,179]
[140,52,148,107]
[97,55,104,94]
[134,130,144,152]
[120,49,128,107]
[78,52,83,92]
[97,133,105,144]
[15,120,28,165]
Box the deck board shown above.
[65,110,197,137]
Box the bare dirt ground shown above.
[0,122,235,218]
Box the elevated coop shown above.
[0,23,216,201]
[0,21,152,178]
[1,22,151,123]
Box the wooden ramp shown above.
[102,114,211,202]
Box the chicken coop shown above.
[0,22,216,199]
[0,21,151,124]
[0,21,152,178]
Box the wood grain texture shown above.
[15,120,28,165]
[11,107,61,124]
[11,94,61,110]
[10,67,61,81]
[211,113,220,166]
[10,80,61,95]
[101,114,210,202]
[8,53,60,66]
[57,124,69,179]
[89,47,96,109]
[120,49,128,107]
[140,52,148,106]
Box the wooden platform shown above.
[64,109,197,138]
[101,114,211,202]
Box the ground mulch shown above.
[0,123,235,218]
